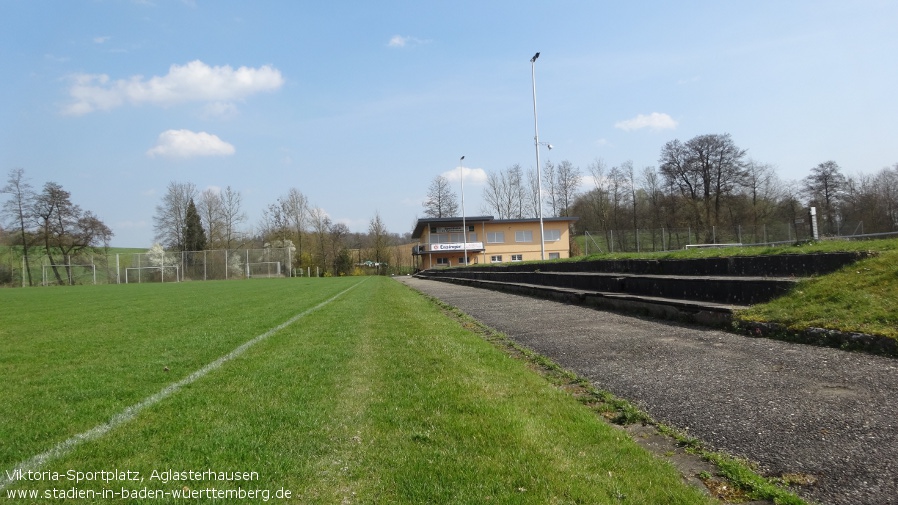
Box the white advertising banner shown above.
[424,242,484,252]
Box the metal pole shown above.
[460,155,467,266]
[531,52,546,260]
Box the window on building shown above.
[490,255,503,263]
[468,232,476,242]
[436,257,450,265]
[487,231,505,243]
[544,229,561,241]
[515,230,533,242]
[511,254,523,261]
[548,252,561,259]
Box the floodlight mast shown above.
[460,155,467,266]
[531,51,546,260]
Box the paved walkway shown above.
[397,276,898,505]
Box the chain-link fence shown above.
[10,247,293,286]
[579,220,895,254]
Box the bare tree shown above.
[328,222,351,275]
[640,166,666,249]
[220,186,246,250]
[526,168,541,219]
[585,158,610,233]
[259,201,289,244]
[1,168,35,285]
[308,207,331,271]
[153,181,197,250]
[198,188,224,248]
[423,175,459,218]
[482,164,528,219]
[555,160,582,217]
[541,160,559,217]
[282,188,309,264]
[803,160,846,234]
[741,160,784,241]
[659,133,747,241]
[368,211,390,273]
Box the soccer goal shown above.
[246,261,282,278]
[124,265,181,283]
[42,264,96,286]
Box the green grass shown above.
[1,278,717,504]
[571,236,898,261]
[735,250,898,339]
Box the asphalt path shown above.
[397,276,898,505]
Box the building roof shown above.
[411,215,579,239]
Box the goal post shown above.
[41,264,96,286]
[124,265,181,284]
[246,261,282,278]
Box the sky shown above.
[1,0,896,247]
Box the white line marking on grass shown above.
[0,280,364,491]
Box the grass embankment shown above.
[1,278,716,504]
[572,238,898,341]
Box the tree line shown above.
[1,171,412,285]
[424,133,898,248]
[151,182,410,277]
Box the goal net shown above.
[42,264,96,286]
[247,261,282,278]
[124,265,181,283]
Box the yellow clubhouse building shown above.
[411,215,578,270]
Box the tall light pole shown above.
[531,51,546,260]
[460,155,467,266]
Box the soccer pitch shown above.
[0,277,714,504]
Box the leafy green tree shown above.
[183,198,207,252]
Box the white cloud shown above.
[388,35,430,48]
[93,36,111,44]
[614,112,678,131]
[63,60,284,115]
[442,166,487,185]
[146,129,235,159]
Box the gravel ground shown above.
[397,276,898,505]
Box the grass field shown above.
[0,277,720,504]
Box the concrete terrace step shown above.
[482,251,867,277]
[413,252,870,326]
[421,270,797,305]
[415,274,746,326]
